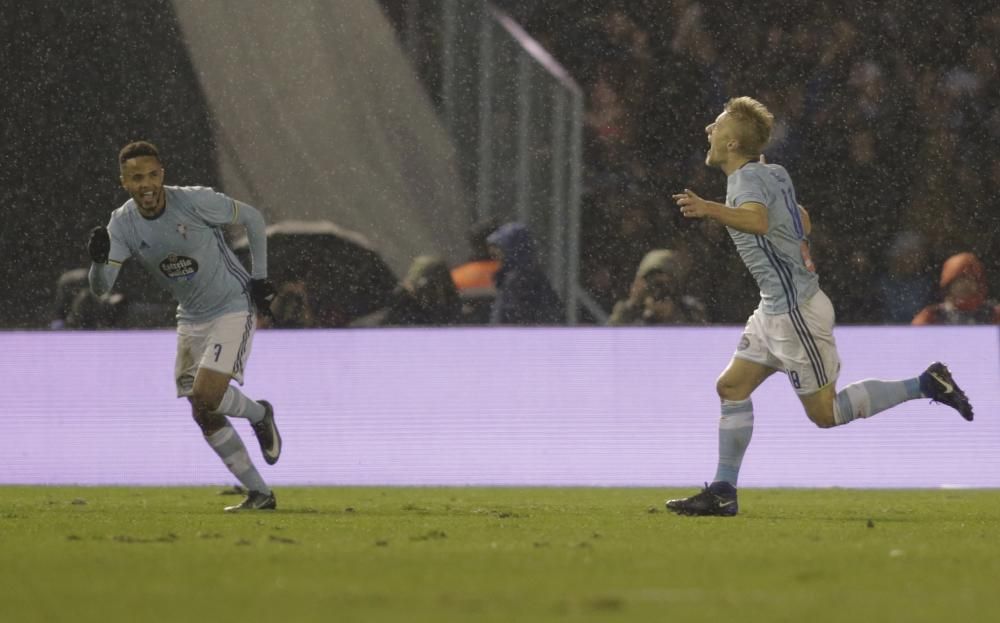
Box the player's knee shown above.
[190,408,226,435]
[716,376,748,402]
[188,397,226,434]
[190,386,223,413]
[806,406,837,429]
[810,417,836,429]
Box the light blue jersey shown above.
[89,186,268,324]
[726,162,818,314]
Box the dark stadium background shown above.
[2,0,998,328]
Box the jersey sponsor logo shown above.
[159,253,199,280]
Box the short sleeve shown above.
[729,169,768,209]
[188,187,238,226]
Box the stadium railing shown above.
[384,0,606,323]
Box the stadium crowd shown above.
[505,0,1000,324]
[44,1,1000,328]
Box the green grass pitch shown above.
[2,486,998,622]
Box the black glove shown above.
[87,226,110,263]
[250,278,276,317]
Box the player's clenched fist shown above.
[87,225,110,263]
[250,278,276,318]
[673,188,709,219]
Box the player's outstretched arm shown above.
[672,189,768,234]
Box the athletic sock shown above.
[210,385,266,424]
[204,423,270,494]
[832,377,922,426]
[714,398,754,486]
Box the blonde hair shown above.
[724,96,774,156]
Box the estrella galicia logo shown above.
[159,253,199,280]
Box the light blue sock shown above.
[210,386,266,424]
[205,423,270,493]
[833,378,922,426]
[714,399,754,486]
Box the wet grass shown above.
[1,486,998,622]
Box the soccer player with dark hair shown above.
[88,140,282,512]
[666,98,974,516]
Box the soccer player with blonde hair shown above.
[666,97,973,516]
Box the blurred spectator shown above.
[487,222,564,325]
[65,289,128,329]
[451,217,501,324]
[268,281,316,328]
[608,249,707,325]
[912,252,1000,325]
[581,190,667,311]
[876,231,934,323]
[351,255,462,327]
[50,268,89,329]
[52,267,131,329]
[451,217,501,293]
